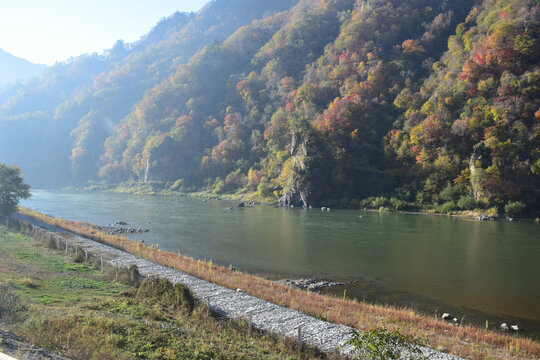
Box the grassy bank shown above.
[16,207,540,359]
[0,225,327,359]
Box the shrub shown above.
[394,186,413,201]
[117,264,142,287]
[438,201,455,214]
[346,327,424,360]
[136,277,194,313]
[457,195,476,210]
[44,235,57,249]
[504,201,526,216]
[0,285,26,322]
[486,207,499,217]
[375,197,391,208]
[213,179,225,194]
[21,277,39,288]
[439,183,459,202]
[361,196,391,208]
[389,197,407,211]
[257,178,273,198]
[169,179,185,192]
[73,249,85,263]
[415,191,429,204]
[257,183,273,198]
[225,170,244,190]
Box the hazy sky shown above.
[0,0,209,65]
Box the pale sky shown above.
[0,0,209,65]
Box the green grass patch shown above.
[50,276,103,289]
[0,226,324,360]
[15,275,126,306]
[43,257,90,272]
[11,250,44,261]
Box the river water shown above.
[20,190,540,337]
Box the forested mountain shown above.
[0,0,297,186]
[0,49,46,87]
[1,0,538,215]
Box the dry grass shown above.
[17,207,540,359]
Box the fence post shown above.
[100,256,104,272]
[245,308,255,337]
[295,322,304,354]
[203,296,211,317]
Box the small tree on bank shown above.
[0,164,31,217]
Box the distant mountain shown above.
[0,49,46,86]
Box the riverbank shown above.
[65,182,540,221]
[5,215,463,360]
[0,225,326,359]
[14,207,540,359]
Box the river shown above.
[20,189,540,338]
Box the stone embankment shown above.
[8,214,461,360]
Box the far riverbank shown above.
[64,182,540,221]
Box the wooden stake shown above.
[296,323,304,355]
[246,308,255,337]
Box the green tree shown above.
[0,164,31,217]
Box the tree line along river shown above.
[20,190,540,338]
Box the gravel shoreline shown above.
[10,214,461,359]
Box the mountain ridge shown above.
[0,49,46,87]
[0,0,538,215]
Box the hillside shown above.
[0,0,297,186]
[0,49,46,87]
[0,0,538,215]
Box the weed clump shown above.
[107,264,142,287]
[43,235,57,249]
[122,264,141,287]
[346,327,424,360]
[0,285,26,322]
[21,277,39,289]
[136,277,194,313]
[72,250,85,263]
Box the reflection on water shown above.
[21,190,540,336]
